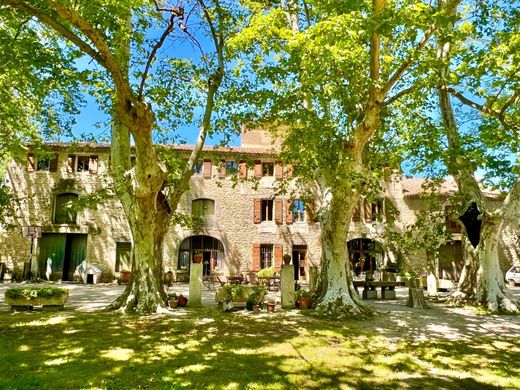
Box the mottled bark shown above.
[436,0,518,312]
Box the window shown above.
[193,161,203,175]
[115,242,132,272]
[226,161,238,175]
[445,205,462,233]
[262,162,274,177]
[292,199,305,222]
[192,199,215,225]
[261,199,273,221]
[72,155,98,174]
[54,193,78,224]
[27,153,58,172]
[37,158,51,171]
[260,244,273,269]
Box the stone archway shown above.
[347,238,385,276]
[178,235,224,277]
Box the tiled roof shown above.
[401,177,502,199]
[45,142,278,157]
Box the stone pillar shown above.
[309,266,318,291]
[188,263,203,306]
[280,264,295,309]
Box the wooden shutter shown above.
[252,243,261,271]
[364,199,372,222]
[274,199,283,224]
[89,156,98,174]
[27,153,35,172]
[254,160,262,178]
[203,159,212,178]
[352,200,361,222]
[274,244,283,271]
[306,201,315,224]
[218,160,226,178]
[274,161,283,179]
[239,161,247,178]
[285,164,293,178]
[67,155,75,173]
[253,199,262,224]
[49,154,59,172]
[286,199,293,225]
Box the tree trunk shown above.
[315,189,375,319]
[426,249,438,297]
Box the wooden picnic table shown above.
[353,280,401,299]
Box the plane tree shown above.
[398,0,519,312]
[1,0,243,313]
[229,0,460,318]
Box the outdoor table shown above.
[353,281,401,299]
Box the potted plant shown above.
[295,289,313,310]
[193,251,203,264]
[177,294,188,307]
[167,292,178,308]
[5,287,69,310]
[246,286,265,311]
[283,253,291,265]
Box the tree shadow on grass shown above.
[0,306,518,389]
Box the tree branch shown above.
[138,13,177,99]
[3,0,102,63]
[382,0,461,98]
[384,85,417,105]
[46,0,132,99]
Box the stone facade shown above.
[1,130,518,282]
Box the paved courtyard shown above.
[1,281,519,340]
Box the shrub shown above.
[257,266,277,278]
[247,286,265,304]
[5,287,68,300]
[295,289,312,299]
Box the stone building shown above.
[0,129,518,282]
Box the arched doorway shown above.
[347,238,384,276]
[178,235,224,277]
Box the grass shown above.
[0,307,519,389]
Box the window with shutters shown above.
[77,156,90,172]
[260,244,273,269]
[28,153,58,172]
[54,193,78,224]
[192,199,215,225]
[292,199,305,222]
[261,199,273,222]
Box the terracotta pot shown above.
[266,302,275,313]
[177,295,188,307]
[297,297,312,310]
[283,256,291,265]
[193,255,203,264]
[169,299,178,308]
[253,304,260,313]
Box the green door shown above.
[38,234,66,279]
[38,233,87,280]
[64,234,87,280]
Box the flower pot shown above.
[177,295,188,307]
[266,302,275,313]
[169,299,178,308]
[193,255,203,264]
[252,304,260,313]
[283,255,291,265]
[297,297,312,310]
[120,270,131,284]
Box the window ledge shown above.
[290,224,308,234]
[258,222,277,234]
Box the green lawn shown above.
[0,308,518,389]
